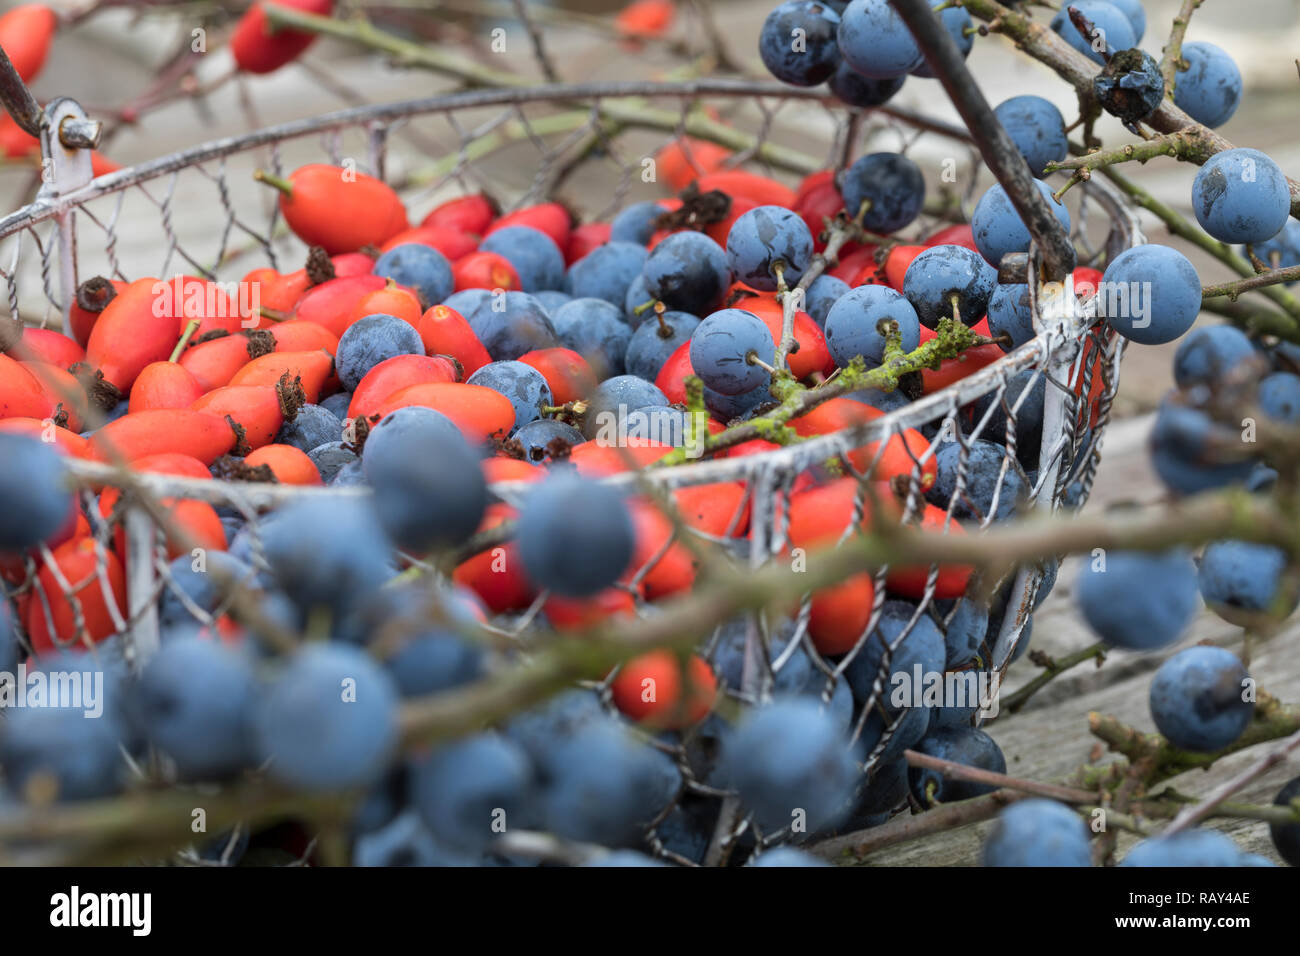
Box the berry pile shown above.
[0,140,1075,863]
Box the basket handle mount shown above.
[0,41,101,150]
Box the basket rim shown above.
[0,78,970,241]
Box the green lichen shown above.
[654,317,987,467]
[746,415,801,445]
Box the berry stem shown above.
[773,211,862,374]
[654,306,673,337]
[1051,167,1087,201]
[745,351,778,375]
[168,319,200,363]
[1245,244,1268,275]
[252,169,294,198]
[772,260,788,296]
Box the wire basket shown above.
[0,79,1142,864]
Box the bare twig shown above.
[1094,751,1152,864]
[262,5,528,87]
[259,9,827,176]
[817,696,1300,863]
[685,0,745,74]
[1000,641,1107,714]
[904,749,1098,803]
[509,0,561,82]
[1159,0,1206,95]
[813,789,1024,861]
[892,0,1075,279]
[773,212,862,372]
[1202,264,1300,302]
[1161,726,1300,835]
[1045,127,1217,177]
[0,44,47,137]
[1082,693,1300,789]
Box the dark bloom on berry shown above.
[1093,48,1165,126]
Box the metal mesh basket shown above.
[0,79,1141,864]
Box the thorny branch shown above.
[894,0,1075,280]
[960,0,1300,219]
